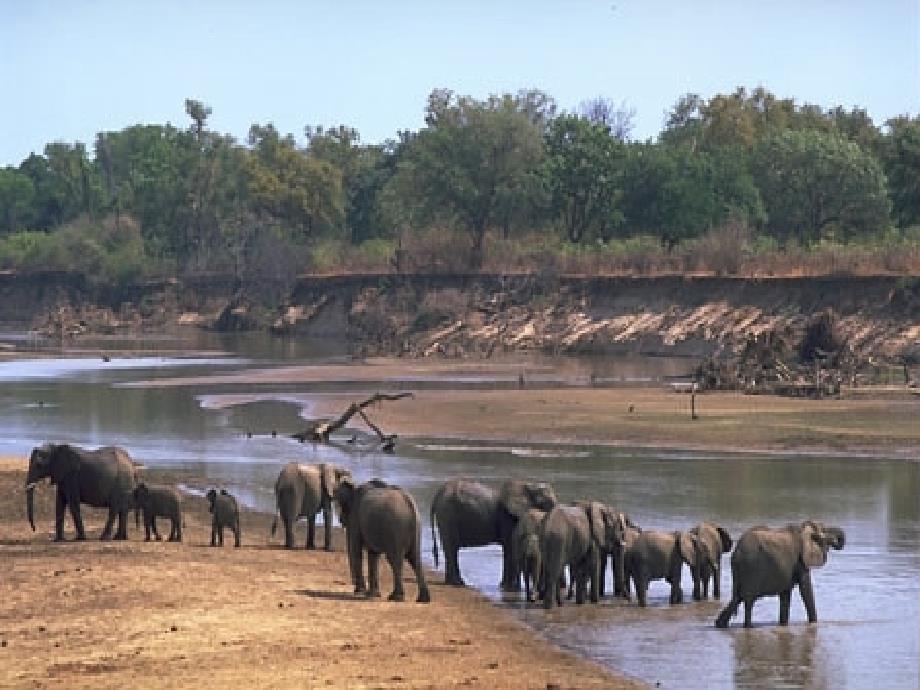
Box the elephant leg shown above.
[218,525,225,547]
[151,516,161,541]
[233,521,241,548]
[743,598,755,627]
[348,530,366,594]
[367,552,382,597]
[210,521,217,547]
[144,516,153,541]
[443,537,464,586]
[799,573,818,623]
[283,515,295,549]
[101,507,116,541]
[54,489,67,541]
[176,517,182,542]
[691,565,702,601]
[323,505,334,551]
[306,517,316,550]
[670,578,684,605]
[589,554,600,604]
[715,596,740,628]
[386,551,406,602]
[635,574,648,607]
[500,544,521,592]
[779,589,792,625]
[713,564,721,599]
[409,548,431,603]
[115,510,128,540]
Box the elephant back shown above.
[73,445,137,509]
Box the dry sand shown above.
[0,459,641,689]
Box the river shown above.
[1,330,918,689]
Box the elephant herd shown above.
[24,443,847,628]
[25,443,241,548]
[427,476,846,629]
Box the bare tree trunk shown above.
[292,392,414,443]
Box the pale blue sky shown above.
[1,0,918,165]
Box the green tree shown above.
[0,168,37,234]
[752,129,890,243]
[881,115,920,228]
[391,89,549,265]
[543,114,626,243]
[246,124,344,237]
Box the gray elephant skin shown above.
[686,521,732,600]
[207,488,241,547]
[430,478,557,589]
[270,462,351,550]
[334,478,430,603]
[715,520,845,628]
[133,482,183,542]
[25,443,138,541]
[511,508,547,602]
[541,502,626,609]
[626,529,695,607]
[575,501,638,598]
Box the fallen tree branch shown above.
[357,409,398,453]
[291,392,414,443]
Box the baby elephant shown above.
[133,482,183,542]
[334,478,430,603]
[206,488,241,547]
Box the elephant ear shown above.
[717,526,733,553]
[586,502,607,547]
[800,522,829,568]
[333,477,356,523]
[677,531,697,566]
[50,444,82,484]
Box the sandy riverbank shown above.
[0,458,641,689]
[133,358,920,457]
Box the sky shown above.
[1,0,918,165]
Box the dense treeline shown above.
[1,87,918,291]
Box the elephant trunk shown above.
[26,483,36,531]
[826,526,845,550]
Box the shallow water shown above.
[1,334,918,689]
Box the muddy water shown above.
[1,336,918,689]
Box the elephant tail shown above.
[430,488,442,568]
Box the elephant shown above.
[133,482,183,542]
[430,478,557,589]
[25,443,138,541]
[612,520,642,599]
[540,501,627,609]
[206,488,241,547]
[333,478,430,603]
[625,529,695,607]
[270,462,351,550]
[715,520,845,628]
[511,508,547,602]
[686,521,732,600]
[575,503,639,598]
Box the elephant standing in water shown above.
[334,478,430,603]
[626,529,696,607]
[270,462,351,550]
[430,478,557,589]
[541,501,628,609]
[25,443,138,541]
[511,508,547,602]
[715,521,845,628]
[686,521,733,600]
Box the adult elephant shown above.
[25,443,138,541]
[430,478,557,589]
[686,521,733,600]
[334,478,430,603]
[626,529,696,607]
[270,462,351,550]
[541,501,627,609]
[715,521,845,628]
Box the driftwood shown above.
[357,409,398,453]
[292,392,414,443]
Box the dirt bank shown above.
[0,459,640,689]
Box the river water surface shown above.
[1,332,918,689]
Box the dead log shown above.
[292,392,414,443]
[357,409,398,453]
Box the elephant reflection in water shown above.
[731,627,839,690]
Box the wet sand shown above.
[0,458,640,689]
[144,358,920,456]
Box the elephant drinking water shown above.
[25,443,138,541]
